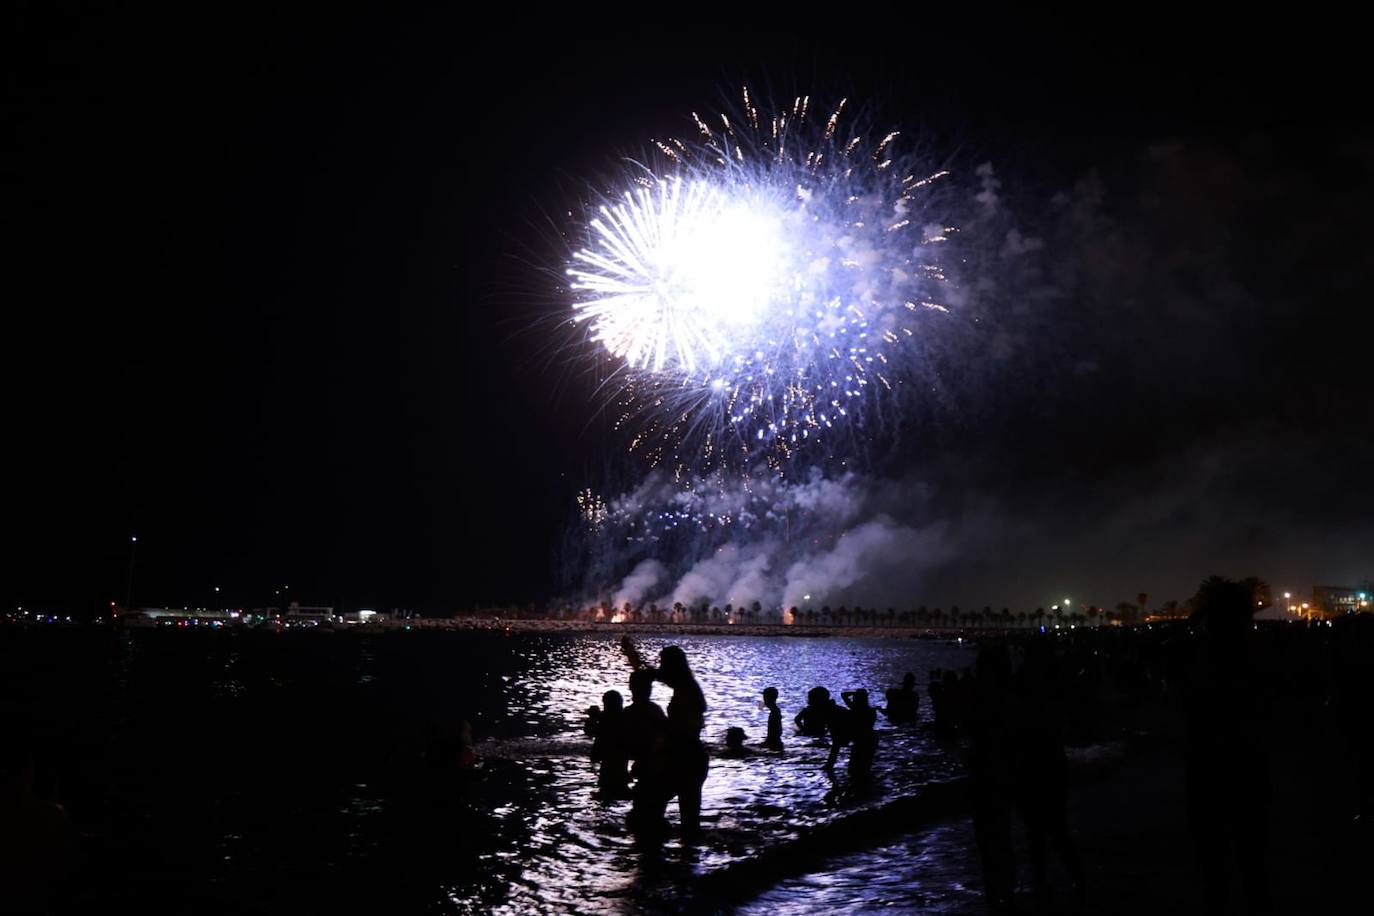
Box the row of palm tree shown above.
[553,600,1145,628]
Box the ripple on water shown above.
[465,633,974,911]
[20,629,976,913]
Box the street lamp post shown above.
[125,535,138,608]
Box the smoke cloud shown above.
[612,558,666,607]
[564,138,1374,611]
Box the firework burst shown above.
[567,89,955,473]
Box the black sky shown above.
[7,16,1372,612]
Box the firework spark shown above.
[567,89,954,471]
[569,179,785,374]
[576,487,608,532]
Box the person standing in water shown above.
[590,689,630,797]
[623,670,669,830]
[654,645,709,837]
[795,686,833,738]
[818,690,854,772]
[841,688,879,782]
[882,672,920,724]
[761,686,784,751]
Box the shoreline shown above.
[7,616,1020,641]
[398,615,1021,640]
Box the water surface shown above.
[3,628,977,913]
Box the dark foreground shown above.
[3,618,1370,914]
[735,708,1367,914]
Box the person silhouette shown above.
[1183,578,1273,914]
[931,670,960,735]
[654,646,709,837]
[1,728,73,915]
[968,645,1017,914]
[719,726,752,758]
[761,686,784,751]
[591,690,631,797]
[841,688,879,782]
[457,720,475,771]
[583,704,602,737]
[424,717,476,788]
[1015,639,1085,910]
[882,672,920,724]
[622,669,669,832]
[822,691,855,772]
[795,686,833,738]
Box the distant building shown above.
[280,601,335,627]
[1310,586,1370,616]
[116,607,242,628]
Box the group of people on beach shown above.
[583,637,935,838]
[576,637,1098,910]
[583,643,710,836]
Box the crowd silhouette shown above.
[1,718,74,915]
[582,642,713,839]
[966,642,1086,913]
[584,639,927,842]
[580,630,1093,910]
[561,576,1370,913]
[10,575,1369,913]
[1182,578,1274,915]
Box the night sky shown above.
[8,17,1372,613]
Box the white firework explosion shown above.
[567,89,955,473]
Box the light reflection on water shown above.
[19,629,979,914]
[464,634,975,914]
[736,821,985,915]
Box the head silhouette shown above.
[1191,577,1255,648]
[975,644,1013,691]
[657,645,693,687]
[1022,638,1058,688]
[629,669,655,702]
[762,686,779,706]
[602,690,623,713]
